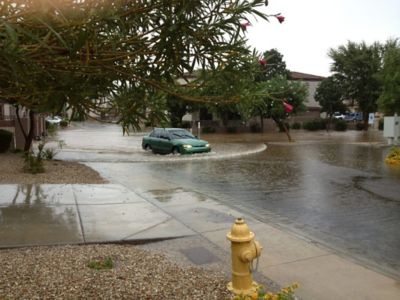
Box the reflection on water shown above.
[148,187,208,203]
[0,185,82,247]
[138,143,400,278]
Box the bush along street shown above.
[385,146,400,165]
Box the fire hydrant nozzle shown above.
[227,218,263,297]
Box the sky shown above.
[246,0,400,77]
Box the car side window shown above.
[160,131,170,140]
[150,131,158,138]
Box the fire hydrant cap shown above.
[227,218,255,242]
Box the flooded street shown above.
[39,123,400,278]
[131,143,400,277]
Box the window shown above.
[159,130,170,140]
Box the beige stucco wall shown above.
[304,81,321,108]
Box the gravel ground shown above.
[0,153,106,184]
[0,245,231,299]
[0,153,233,299]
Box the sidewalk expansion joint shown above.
[265,253,332,268]
[73,191,87,243]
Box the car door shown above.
[148,129,161,152]
[159,130,172,153]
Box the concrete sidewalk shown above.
[1,183,399,300]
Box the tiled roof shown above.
[290,71,326,81]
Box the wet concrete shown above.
[0,184,195,248]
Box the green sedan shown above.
[142,128,211,155]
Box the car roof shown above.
[154,128,187,131]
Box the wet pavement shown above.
[0,184,195,247]
[1,122,400,299]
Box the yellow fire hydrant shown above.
[227,218,262,297]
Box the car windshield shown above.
[169,130,195,139]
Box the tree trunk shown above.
[273,118,292,142]
[16,107,35,152]
[24,110,35,151]
[281,122,293,142]
[363,112,369,131]
[259,110,264,133]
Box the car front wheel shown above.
[172,147,180,155]
[144,144,152,151]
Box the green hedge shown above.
[291,122,302,130]
[303,119,327,131]
[0,129,13,152]
[226,126,237,133]
[202,126,216,133]
[355,122,365,131]
[334,120,347,131]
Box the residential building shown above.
[0,102,45,150]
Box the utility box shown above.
[384,116,400,144]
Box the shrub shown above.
[23,142,56,173]
[202,126,216,134]
[291,122,301,130]
[318,119,328,130]
[303,119,326,131]
[226,126,237,133]
[0,129,13,152]
[250,123,262,133]
[278,122,290,132]
[23,151,44,174]
[334,120,347,131]
[234,283,299,300]
[42,148,57,160]
[60,120,68,127]
[355,122,365,131]
[46,123,58,136]
[385,146,400,165]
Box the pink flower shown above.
[259,58,267,66]
[283,101,293,113]
[276,14,285,23]
[240,21,251,30]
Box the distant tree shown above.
[257,48,290,81]
[378,39,400,115]
[329,41,383,129]
[315,76,346,117]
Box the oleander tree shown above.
[0,0,283,150]
[242,49,307,140]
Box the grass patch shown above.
[87,257,114,270]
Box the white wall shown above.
[305,81,321,108]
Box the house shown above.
[0,102,46,150]
[288,71,325,123]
